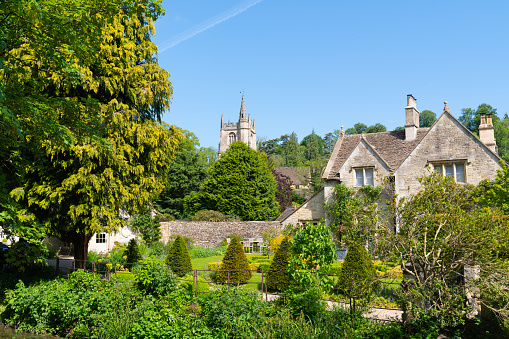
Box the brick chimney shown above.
[405,94,419,141]
[479,113,497,153]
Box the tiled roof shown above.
[275,207,296,221]
[274,167,310,185]
[325,129,430,180]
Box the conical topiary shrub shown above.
[267,236,291,291]
[124,238,142,271]
[165,235,192,277]
[216,238,252,284]
[337,240,377,297]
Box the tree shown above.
[129,211,162,247]
[459,103,499,136]
[124,238,142,270]
[323,130,340,156]
[7,0,182,268]
[345,122,386,135]
[184,142,279,221]
[154,150,208,218]
[337,240,377,298]
[281,132,304,167]
[288,221,336,288]
[216,238,252,284]
[272,169,292,212]
[476,161,509,214]
[372,173,509,320]
[419,110,437,127]
[300,130,324,161]
[165,235,192,277]
[267,236,292,291]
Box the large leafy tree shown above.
[154,150,208,218]
[2,0,182,267]
[345,122,386,135]
[184,142,279,221]
[419,110,437,127]
[300,130,324,161]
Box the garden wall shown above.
[159,221,282,247]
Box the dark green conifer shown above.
[165,235,192,277]
[337,240,377,297]
[216,238,252,284]
[267,236,291,291]
[124,238,142,271]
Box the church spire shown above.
[239,94,247,121]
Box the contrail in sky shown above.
[159,0,263,52]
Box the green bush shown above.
[165,235,192,277]
[281,285,327,321]
[124,238,142,270]
[216,238,252,284]
[191,210,239,222]
[135,257,178,296]
[267,236,291,291]
[180,274,210,294]
[337,241,377,298]
[200,287,265,339]
[189,245,227,258]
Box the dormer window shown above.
[432,162,466,183]
[355,167,374,186]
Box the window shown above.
[96,233,106,244]
[355,167,374,186]
[228,132,236,144]
[433,162,465,183]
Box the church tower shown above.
[218,94,257,155]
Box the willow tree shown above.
[3,0,182,267]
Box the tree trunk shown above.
[70,233,93,269]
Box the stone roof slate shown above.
[275,207,296,221]
[325,128,430,180]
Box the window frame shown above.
[96,233,107,244]
[431,161,466,183]
[354,167,375,186]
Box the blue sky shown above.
[153,0,509,149]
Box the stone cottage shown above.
[280,94,505,226]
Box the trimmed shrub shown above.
[216,238,252,284]
[337,241,377,297]
[267,236,292,291]
[165,235,192,277]
[124,238,142,270]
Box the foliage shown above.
[216,238,252,284]
[288,221,336,288]
[165,235,192,277]
[324,183,383,246]
[2,0,183,267]
[154,150,208,218]
[262,226,281,258]
[337,241,378,298]
[191,210,239,222]
[476,161,509,214]
[281,285,327,320]
[189,245,227,258]
[124,239,142,269]
[419,110,437,127]
[129,211,162,247]
[272,169,292,212]
[134,256,178,297]
[300,129,324,161]
[373,173,509,320]
[200,287,265,339]
[184,142,279,221]
[345,122,387,135]
[267,236,292,291]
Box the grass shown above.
[191,255,224,271]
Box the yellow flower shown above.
[107,254,111,258]
[97,259,102,263]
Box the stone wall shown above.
[159,221,282,247]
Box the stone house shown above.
[280,94,505,226]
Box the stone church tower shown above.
[218,94,257,154]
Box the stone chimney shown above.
[479,113,497,153]
[405,94,420,141]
